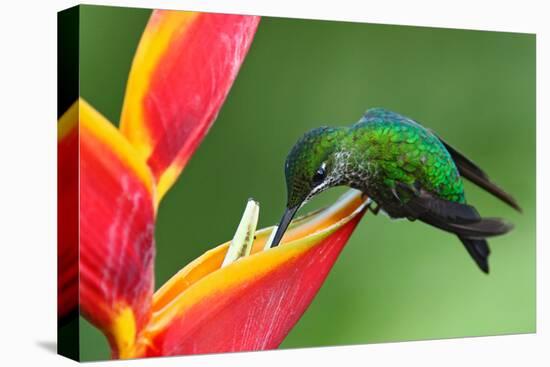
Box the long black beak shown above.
[269,205,300,248]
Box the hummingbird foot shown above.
[390,187,402,203]
[367,201,381,215]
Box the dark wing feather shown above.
[395,182,514,238]
[434,132,522,212]
[394,182,512,274]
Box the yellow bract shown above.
[111,307,139,359]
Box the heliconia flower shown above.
[144,191,367,356]
[58,9,369,360]
[59,99,157,357]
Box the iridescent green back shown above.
[350,108,465,203]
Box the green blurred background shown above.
[76,5,535,361]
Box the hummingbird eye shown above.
[312,162,327,185]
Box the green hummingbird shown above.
[270,108,521,273]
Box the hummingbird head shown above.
[284,127,346,207]
[270,126,347,247]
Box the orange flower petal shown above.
[60,99,157,357]
[144,191,368,356]
[120,10,260,202]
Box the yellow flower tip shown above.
[155,164,181,206]
[110,306,144,359]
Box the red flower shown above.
[58,9,368,359]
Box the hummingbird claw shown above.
[390,187,402,203]
[367,201,381,215]
[395,181,421,197]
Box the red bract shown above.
[144,197,367,356]
[120,10,261,202]
[57,9,368,360]
[58,104,78,320]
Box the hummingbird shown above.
[269,108,521,273]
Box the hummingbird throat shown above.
[316,149,373,198]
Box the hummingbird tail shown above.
[458,237,490,274]
[396,181,515,238]
[438,216,514,239]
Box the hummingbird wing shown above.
[359,109,520,210]
[394,181,513,273]
[394,182,513,238]
[361,109,521,212]
[432,132,521,212]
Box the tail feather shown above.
[459,237,490,274]
[402,189,515,239]
[442,217,514,239]
[394,181,513,274]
